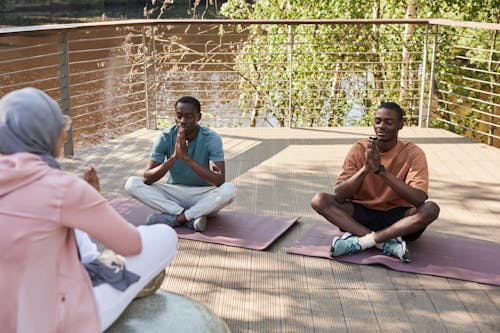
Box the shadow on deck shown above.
[60,127,500,333]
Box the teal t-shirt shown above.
[149,125,224,186]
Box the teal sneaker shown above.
[380,237,411,262]
[330,232,362,257]
[146,213,180,228]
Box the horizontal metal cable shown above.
[73,108,147,131]
[74,117,147,141]
[433,115,499,140]
[72,92,146,113]
[437,99,500,120]
[435,107,499,128]
[0,64,60,76]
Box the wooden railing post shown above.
[426,24,439,128]
[287,24,294,128]
[418,24,429,127]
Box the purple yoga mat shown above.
[109,197,299,250]
[288,222,500,286]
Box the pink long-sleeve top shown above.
[0,153,141,333]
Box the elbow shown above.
[116,228,142,256]
[413,195,428,208]
[133,231,143,254]
[213,175,225,187]
[413,190,428,207]
[142,174,154,185]
[142,169,157,185]
[333,187,346,202]
[125,232,143,256]
[414,199,426,208]
[131,241,142,256]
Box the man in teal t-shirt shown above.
[125,96,236,232]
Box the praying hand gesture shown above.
[365,138,381,172]
[173,127,189,161]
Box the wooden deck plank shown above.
[308,289,347,333]
[338,289,380,332]
[457,290,500,333]
[250,251,282,290]
[398,290,447,332]
[247,289,282,333]
[426,290,480,333]
[368,290,413,332]
[387,269,424,290]
[303,256,337,289]
[359,265,395,290]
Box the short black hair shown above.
[175,96,201,113]
[377,102,404,120]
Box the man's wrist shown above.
[361,165,371,175]
[374,164,385,175]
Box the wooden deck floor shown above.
[60,127,500,333]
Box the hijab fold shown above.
[0,87,64,169]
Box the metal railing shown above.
[0,19,498,153]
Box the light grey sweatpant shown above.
[124,176,236,221]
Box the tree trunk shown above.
[327,63,341,126]
[400,0,417,108]
[249,92,260,127]
[371,0,383,107]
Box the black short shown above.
[352,202,425,241]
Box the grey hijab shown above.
[0,87,64,169]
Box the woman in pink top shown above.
[0,88,178,332]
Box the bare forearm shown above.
[334,166,370,202]
[379,170,427,206]
[184,157,224,186]
[143,158,176,185]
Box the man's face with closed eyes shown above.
[175,102,201,138]
[373,107,403,142]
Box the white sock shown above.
[358,231,377,250]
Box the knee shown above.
[160,225,178,252]
[220,182,236,200]
[420,201,440,222]
[311,192,332,212]
[138,224,178,255]
[124,176,143,195]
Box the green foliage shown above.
[219,0,498,136]
[143,0,223,19]
[424,2,498,141]
[220,0,415,126]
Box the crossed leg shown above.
[311,192,440,260]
